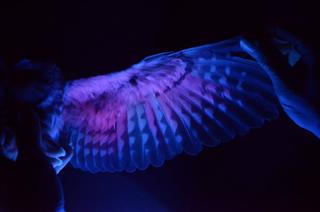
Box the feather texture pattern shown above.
[62,37,279,173]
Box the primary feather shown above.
[62,37,279,173]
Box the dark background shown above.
[1,0,320,211]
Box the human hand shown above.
[240,28,320,138]
[44,141,73,174]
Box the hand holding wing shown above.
[240,28,320,138]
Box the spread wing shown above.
[62,37,278,173]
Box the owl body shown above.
[0,59,65,161]
[0,37,279,173]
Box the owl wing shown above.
[62,37,278,173]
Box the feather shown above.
[62,37,279,173]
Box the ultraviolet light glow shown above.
[1,37,279,173]
[62,37,278,173]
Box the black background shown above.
[1,0,320,211]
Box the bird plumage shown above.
[62,37,278,173]
[1,37,279,173]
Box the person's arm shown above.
[12,107,65,211]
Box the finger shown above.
[49,157,63,168]
[55,149,73,174]
[240,37,290,83]
[271,27,313,57]
[269,27,316,68]
[45,147,66,158]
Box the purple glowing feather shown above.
[61,37,278,173]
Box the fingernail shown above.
[240,38,255,54]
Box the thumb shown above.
[240,37,290,84]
